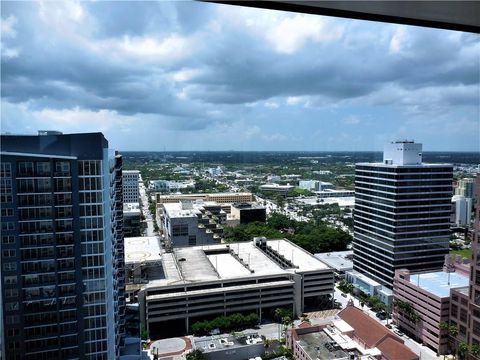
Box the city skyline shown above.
[1,1,479,152]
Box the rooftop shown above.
[194,333,263,353]
[149,239,330,287]
[298,330,350,360]
[407,271,469,298]
[315,251,353,272]
[124,236,162,265]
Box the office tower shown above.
[0,132,125,360]
[122,170,140,203]
[353,141,453,287]
[456,177,476,199]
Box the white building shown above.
[135,238,334,338]
[123,170,140,203]
[260,183,295,194]
[452,195,473,226]
[149,179,195,192]
[353,141,453,287]
[299,180,334,191]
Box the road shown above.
[139,176,156,237]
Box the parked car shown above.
[394,329,404,337]
[376,312,387,320]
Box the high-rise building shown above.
[456,177,476,199]
[352,141,453,286]
[449,175,480,353]
[452,195,473,226]
[122,170,140,203]
[0,132,125,360]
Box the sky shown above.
[1,1,479,152]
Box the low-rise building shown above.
[346,270,393,306]
[287,304,418,360]
[315,251,353,279]
[135,238,334,338]
[149,179,196,192]
[160,201,225,248]
[193,333,264,360]
[259,183,295,194]
[299,180,334,191]
[156,192,254,204]
[392,264,469,354]
[124,202,142,237]
[228,203,267,226]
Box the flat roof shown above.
[194,333,262,353]
[408,271,469,298]
[356,162,452,168]
[148,239,330,287]
[315,252,353,272]
[124,236,162,265]
[163,202,202,218]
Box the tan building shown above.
[156,192,254,204]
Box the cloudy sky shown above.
[1,1,478,151]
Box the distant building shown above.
[228,203,266,226]
[156,192,254,204]
[206,166,223,176]
[299,180,334,191]
[316,189,355,198]
[287,304,418,360]
[124,202,142,237]
[315,251,353,279]
[135,238,334,338]
[392,263,469,353]
[149,179,195,192]
[353,141,453,287]
[123,170,140,203]
[259,183,295,194]
[160,201,225,247]
[193,333,265,360]
[345,271,393,306]
[455,177,475,199]
[452,195,473,226]
[267,175,281,183]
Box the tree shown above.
[186,349,208,360]
[470,344,480,358]
[459,341,469,359]
[140,324,149,341]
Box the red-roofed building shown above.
[287,303,419,360]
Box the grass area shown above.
[450,248,472,259]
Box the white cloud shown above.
[1,15,17,38]
[389,27,409,54]
[265,15,343,54]
[32,107,133,133]
[286,96,302,105]
[264,101,279,109]
[172,68,203,82]
[1,46,19,59]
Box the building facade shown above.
[353,141,453,286]
[156,192,254,204]
[449,175,480,358]
[456,178,475,199]
[160,201,225,248]
[452,195,473,226]
[392,266,468,353]
[122,170,140,203]
[0,132,125,360]
[135,238,334,338]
